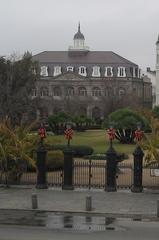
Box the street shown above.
[0,219,159,240]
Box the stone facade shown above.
[32,24,152,121]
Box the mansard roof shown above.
[33,51,138,66]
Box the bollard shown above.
[157,199,159,217]
[32,193,38,209]
[86,195,92,211]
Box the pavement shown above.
[0,186,159,217]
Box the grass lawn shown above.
[47,130,135,154]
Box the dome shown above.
[73,23,85,40]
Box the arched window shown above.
[53,86,62,96]
[92,87,101,97]
[40,87,49,97]
[78,87,87,96]
[66,87,75,96]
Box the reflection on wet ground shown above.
[0,210,158,232]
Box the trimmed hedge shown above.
[47,150,64,170]
[49,145,94,157]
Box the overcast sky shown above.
[0,0,158,70]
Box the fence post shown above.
[105,146,117,192]
[131,145,144,193]
[62,147,74,190]
[36,141,48,189]
[32,193,38,209]
[157,200,159,217]
[86,195,92,211]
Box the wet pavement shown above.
[0,210,159,232]
[0,187,159,216]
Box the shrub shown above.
[47,150,64,170]
[46,144,94,157]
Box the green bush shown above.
[47,150,64,170]
[27,150,64,171]
[50,145,94,157]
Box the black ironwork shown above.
[36,125,48,189]
[131,145,144,192]
[105,126,117,192]
[105,146,117,191]
[62,147,74,190]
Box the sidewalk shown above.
[0,187,159,216]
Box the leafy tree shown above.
[103,108,148,144]
[152,106,159,118]
[48,112,70,134]
[0,52,39,126]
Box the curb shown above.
[0,208,158,221]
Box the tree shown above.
[103,108,148,144]
[48,112,70,134]
[152,106,159,118]
[0,52,39,126]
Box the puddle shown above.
[0,211,157,232]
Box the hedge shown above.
[49,145,94,157]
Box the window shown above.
[92,66,100,77]
[66,87,74,96]
[40,87,49,97]
[105,67,113,77]
[117,67,126,77]
[78,87,87,96]
[92,87,101,97]
[53,87,62,97]
[67,66,74,72]
[40,66,48,76]
[32,88,37,97]
[79,66,87,76]
[54,66,62,76]
[119,88,126,97]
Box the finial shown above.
[78,22,80,32]
[156,34,159,44]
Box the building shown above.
[32,24,152,122]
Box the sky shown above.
[0,0,158,70]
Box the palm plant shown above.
[142,114,159,166]
[0,117,37,185]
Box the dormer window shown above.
[54,66,62,76]
[40,66,48,77]
[117,67,126,77]
[105,67,113,77]
[67,66,74,72]
[92,66,100,77]
[79,66,87,76]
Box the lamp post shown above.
[105,124,117,192]
[62,122,74,190]
[36,123,48,189]
[131,122,144,193]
